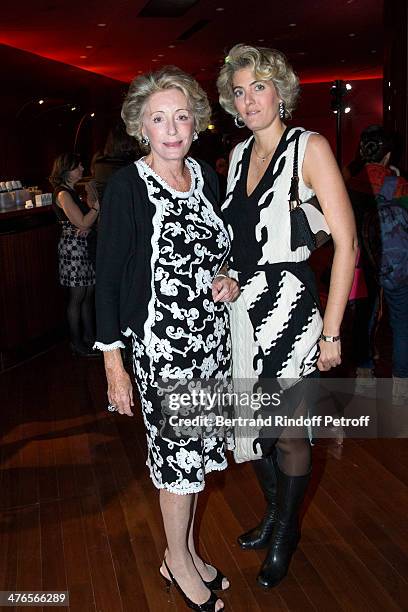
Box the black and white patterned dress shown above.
[53,186,95,287]
[132,158,232,495]
[223,128,323,458]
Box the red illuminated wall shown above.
[0,42,384,184]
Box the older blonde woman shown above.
[94,66,239,611]
[217,45,357,588]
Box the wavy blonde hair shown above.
[121,65,211,146]
[217,44,300,119]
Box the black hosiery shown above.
[66,286,94,349]
[80,285,95,346]
[67,286,87,348]
[275,392,312,477]
[275,435,311,477]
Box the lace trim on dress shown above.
[135,160,167,345]
[94,340,125,351]
[137,157,196,198]
[146,458,228,495]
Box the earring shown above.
[279,100,286,120]
[193,131,198,141]
[141,135,150,146]
[234,114,245,128]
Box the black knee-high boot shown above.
[257,464,310,588]
[238,453,278,550]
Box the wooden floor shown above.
[1,344,407,612]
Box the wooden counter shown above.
[0,205,66,370]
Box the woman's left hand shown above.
[212,275,240,303]
[317,340,342,371]
[85,180,99,208]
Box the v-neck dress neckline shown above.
[242,127,290,200]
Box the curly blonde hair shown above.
[121,66,211,145]
[217,44,300,119]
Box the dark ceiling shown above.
[1,0,383,85]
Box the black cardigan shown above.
[95,158,221,348]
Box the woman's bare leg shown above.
[159,489,224,610]
[187,494,229,589]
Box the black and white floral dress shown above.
[132,158,232,495]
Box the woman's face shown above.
[67,162,84,185]
[142,88,195,163]
[232,67,281,132]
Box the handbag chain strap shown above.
[288,132,302,211]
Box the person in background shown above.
[94,66,239,611]
[217,43,357,588]
[215,157,228,200]
[50,153,99,356]
[215,157,228,177]
[346,125,408,405]
[92,120,141,202]
[89,121,142,355]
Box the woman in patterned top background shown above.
[50,153,100,356]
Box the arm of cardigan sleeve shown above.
[94,174,134,351]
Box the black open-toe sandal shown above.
[202,565,230,591]
[162,558,224,611]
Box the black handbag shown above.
[289,133,331,252]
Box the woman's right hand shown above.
[104,350,134,416]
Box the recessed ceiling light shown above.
[340,59,346,63]
[158,54,164,57]
[201,68,206,71]
[289,23,297,27]
[80,55,87,59]
[258,38,264,42]
[38,99,44,105]
[371,49,377,53]
[349,32,356,37]
[152,59,158,62]
[298,51,306,55]
[216,7,224,11]
[86,45,93,49]
[90,112,95,117]
[97,23,107,27]
[344,106,351,113]
[346,83,352,90]
[168,44,176,48]
[71,106,77,111]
